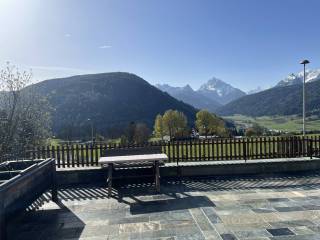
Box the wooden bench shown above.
[98,146,168,197]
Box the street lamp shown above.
[300,59,310,136]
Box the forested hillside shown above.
[32,72,198,138]
[217,80,320,117]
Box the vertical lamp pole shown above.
[300,59,310,136]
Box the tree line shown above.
[117,109,230,145]
[154,109,229,140]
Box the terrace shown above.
[8,171,320,240]
[3,136,320,240]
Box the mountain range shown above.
[156,69,320,118]
[31,72,198,138]
[247,86,264,95]
[155,84,221,112]
[217,69,320,117]
[276,69,320,87]
[156,77,246,111]
[26,68,320,138]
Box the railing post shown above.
[56,146,60,168]
[302,135,306,157]
[308,138,313,159]
[243,138,247,162]
[293,136,298,157]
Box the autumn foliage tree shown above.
[153,114,164,139]
[195,110,229,137]
[154,110,188,139]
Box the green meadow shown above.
[225,114,320,133]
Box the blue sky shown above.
[0,0,320,91]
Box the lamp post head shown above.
[300,59,310,65]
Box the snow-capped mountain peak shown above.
[304,69,320,82]
[156,77,247,106]
[197,77,246,104]
[155,83,222,112]
[277,69,320,87]
[199,78,236,95]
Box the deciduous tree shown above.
[0,63,51,161]
[121,122,150,145]
[245,123,265,137]
[162,110,187,138]
[195,110,229,137]
[153,114,164,139]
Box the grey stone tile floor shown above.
[8,171,320,239]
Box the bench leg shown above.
[108,163,113,198]
[155,161,160,192]
[52,185,58,203]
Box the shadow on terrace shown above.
[8,171,320,239]
[21,171,320,211]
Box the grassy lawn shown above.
[224,114,320,133]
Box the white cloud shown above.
[64,33,71,37]
[99,45,112,49]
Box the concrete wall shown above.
[56,158,320,186]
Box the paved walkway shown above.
[8,171,320,239]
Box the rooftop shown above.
[8,171,320,240]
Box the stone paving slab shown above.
[8,170,320,239]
